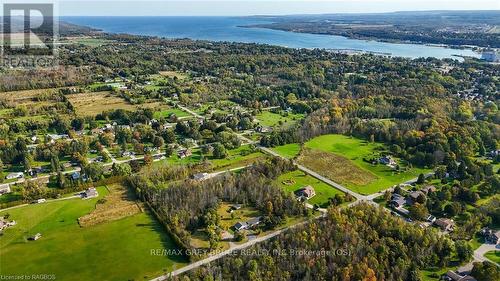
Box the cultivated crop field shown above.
[0,186,187,281]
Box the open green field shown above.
[159,71,188,80]
[277,170,344,207]
[421,266,453,281]
[485,251,500,264]
[0,186,187,281]
[67,37,114,47]
[255,111,304,128]
[208,145,265,171]
[271,143,301,159]
[299,134,429,195]
[153,107,191,118]
[160,145,264,171]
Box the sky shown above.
[52,0,500,16]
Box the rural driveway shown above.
[474,243,499,264]
[151,217,315,280]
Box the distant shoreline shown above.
[240,24,484,53]
[60,16,483,60]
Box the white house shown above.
[5,172,24,180]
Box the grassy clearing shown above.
[0,88,57,104]
[255,111,303,128]
[153,107,191,118]
[67,92,158,116]
[271,143,301,159]
[165,148,203,165]
[159,71,188,80]
[67,91,135,116]
[208,145,265,171]
[216,202,261,232]
[0,186,187,281]
[421,266,453,281]
[298,148,376,186]
[0,88,68,120]
[67,37,114,47]
[277,170,344,207]
[78,184,143,227]
[485,251,500,263]
[300,134,429,195]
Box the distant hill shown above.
[0,16,100,36]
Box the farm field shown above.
[0,186,187,281]
[255,111,304,128]
[0,88,68,121]
[67,37,115,46]
[67,92,158,116]
[299,134,429,195]
[277,170,344,207]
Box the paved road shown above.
[363,172,435,200]
[0,195,80,212]
[101,147,116,163]
[474,243,499,264]
[151,216,318,280]
[0,150,170,211]
[147,103,423,280]
[176,104,204,119]
[176,102,364,204]
[204,165,252,180]
[457,243,500,273]
[256,144,367,201]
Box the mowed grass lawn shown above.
[255,111,303,128]
[271,143,301,159]
[277,170,344,207]
[209,145,266,171]
[485,251,500,264]
[153,107,191,118]
[0,186,187,281]
[299,134,429,195]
